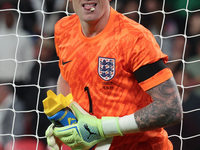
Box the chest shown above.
[61,37,130,78]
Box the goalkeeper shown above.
[46,0,183,149]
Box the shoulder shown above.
[55,14,79,33]
[114,11,153,40]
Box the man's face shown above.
[71,0,110,22]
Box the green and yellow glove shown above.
[45,124,63,150]
[53,102,123,150]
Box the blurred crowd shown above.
[0,0,200,149]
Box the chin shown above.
[83,16,99,22]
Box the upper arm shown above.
[133,60,183,131]
[134,77,183,131]
[148,76,183,123]
[146,76,182,117]
[57,73,71,96]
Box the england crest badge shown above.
[98,57,115,81]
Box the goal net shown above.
[0,0,200,150]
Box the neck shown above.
[80,7,111,37]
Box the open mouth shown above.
[82,3,97,11]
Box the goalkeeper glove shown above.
[45,124,63,150]
[53,102,123,150]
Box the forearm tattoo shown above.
[135,77,183,131]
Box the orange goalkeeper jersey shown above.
[55,7,173,150]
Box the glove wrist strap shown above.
[101,117,123,138]
[118,113,140,134]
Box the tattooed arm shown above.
[134,77,183,132]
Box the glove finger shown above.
[45,124,54,137]
[59,131,79,144]
[54,128,80,147]
[60,138,80,148]
[71,144,88,150]
[47,135,57,147]
[52,143,61,150]
[53,125,75,138]
[70,102,90,119]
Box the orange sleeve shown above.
[122,23,169,72]
[139,68,173,91]
[122,22,171,91]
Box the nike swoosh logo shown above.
[62,60,72,65]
